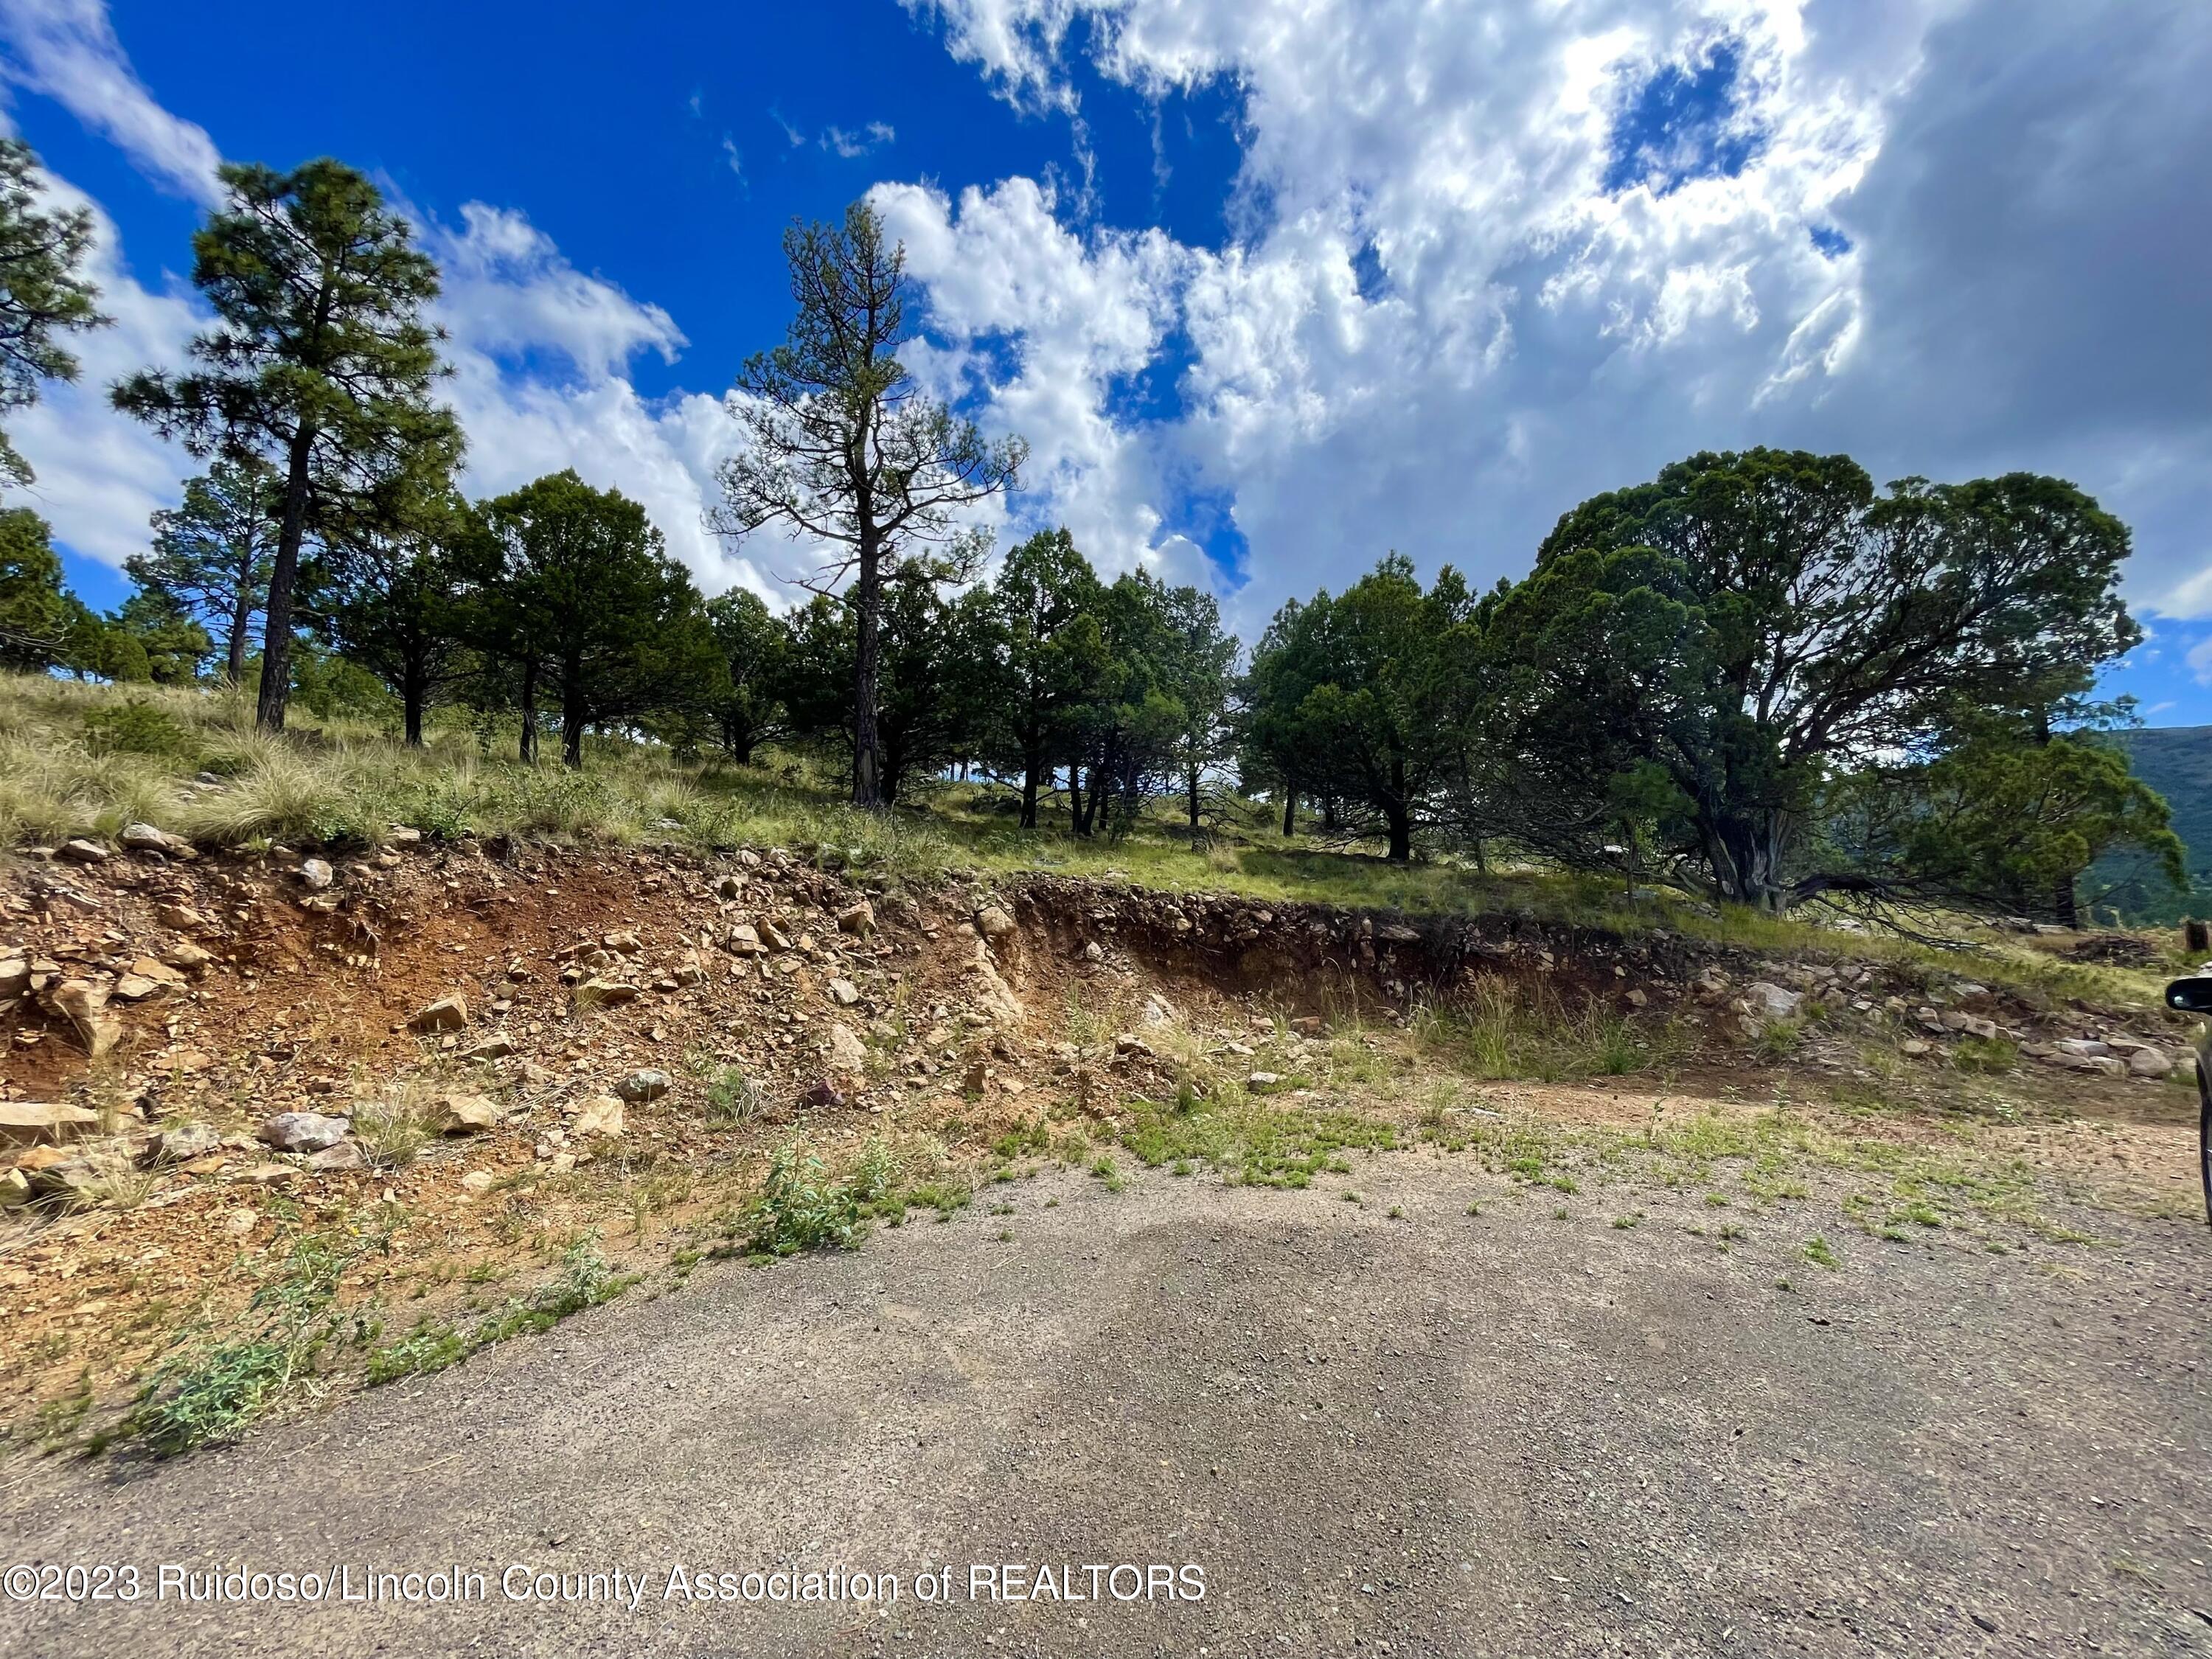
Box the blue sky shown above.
[4,0,2209,725]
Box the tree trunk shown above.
[852,534,883,808]
[2051,877,2080,930]
[1068,765,1084,835]
[225,569,252,685]
[1281,788,1296,838]
[1020,760,1040,830]
[403,661,425,747]
[256,420,317,732]
[1386,757,1411,862]
[1187,765,1201,833]
[1387,809,1412,864]
[518,658,538,764]
[561,657,585,768]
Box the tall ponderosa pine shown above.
[0,137,106,487]
[714,200,1024,807]
[112,159,458,731]
[127,456,280,683]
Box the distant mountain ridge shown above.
[2101,724,2212,922]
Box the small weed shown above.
[1803,1235,1840,1270]
[129,1232,352,1455]
[703,1065,767,1127]
[751,1140,863,1256]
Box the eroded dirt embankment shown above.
[0,833,2197,1433]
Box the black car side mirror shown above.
[2166,977,2212,1013]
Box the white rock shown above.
[573,1094,626,1138]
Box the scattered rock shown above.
[799,1080,847,1110]
[1899,1039,1933,1057]
[120,822,192,858]
[388,826,423,846]
[826,1023,869,1073]
[259,1111,352,1152]
[0,1169,28,1208]
[434,1093,505,1135]
[836,900,875,935]
[151,1122,221,1164]
[572,1094,625,1138]
[56,838,108,864]
[161,940,213,972]
[1082,941,1105,964]
[408,994,470,1032]
[0,1100,102,1146]
[1623,988,1648,1009]
[49,979,122,1058]
[459,1170,495,1196]
[463,1034,518,1061]
[1247,1071,1287,1094]
[230,1164,299,1188]
[827,977,861,1007]
[616,1068,671,1103]
[308,1141,366,1173]
[975,904,1017,941]
[297,858,335,891]
[725,924,764,956]
[573,977,639,1007]
[155,902,211,933]
[761,921,793,953]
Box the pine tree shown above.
[479,470,725,768]
[0,136,106,487]
[714,201,1023,807]
[112,159,459,732]
[127,456,280,683]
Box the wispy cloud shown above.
[0,0,221,204]
[821,120,897,158]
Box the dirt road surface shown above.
[3,1155,2208,1658]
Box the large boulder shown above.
[572,1094,625,1139]
[49,980,122,1058]
[826,1023,869,1074]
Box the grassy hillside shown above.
[2098,725,2212,923]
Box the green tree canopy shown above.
[978,527,1106,828]
[479,470,724,767]
[112,158,460,732]
[1489,450,2140,906]
[0,136,106,487]
[127,456,280,684]
[703,586,787,765]
[0,506,72,670]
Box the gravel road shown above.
[3,1155,2208,1658]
